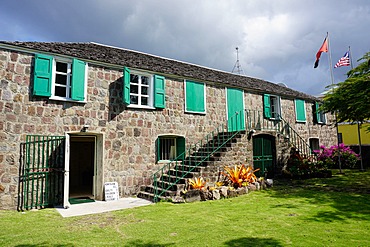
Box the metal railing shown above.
[245,109,281,131]
[151,109,315,202]
[245,109,315,159]
[276,114,316,160]
[152,111,244,202]
[18,135,65,210]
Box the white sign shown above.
[105,182,119,201]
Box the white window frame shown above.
[51,57,72,100]
[128,71,154,109]
[270,95,281,119]
[49,56,88,103]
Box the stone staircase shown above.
[137,110,316,203]
[137,131,245,202]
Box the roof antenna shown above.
[232,47,244,75]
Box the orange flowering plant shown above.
[221,164,259,188]
[188,176,206,190]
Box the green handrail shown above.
[151,109,314,202]
[276,114,316,160]
[245,109,281,131]
[152,110,244,202]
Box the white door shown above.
[63,134,71,208]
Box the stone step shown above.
[137,191,167,202]
[167,164,203,173]
[137,130,246,202]
[167,169,198,178]
[183,159,214,167]
[160,174,188,184]
[143,185,179,196]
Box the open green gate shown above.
[18,135,65,210]
[252,134,275,178]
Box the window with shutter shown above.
[123,68,166,109]
[33,53,87,102]
[263,94,281,119]
[185,80,206,114]
[157,136,186,161]
[314,102,326,124]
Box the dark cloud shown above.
[1,0,369,96]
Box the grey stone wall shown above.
[0,48,337,209]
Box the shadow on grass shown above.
[123,240,174,247]
[269,169,370,222]
[224,237,283,247]
[16,244,74,247]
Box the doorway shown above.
[69,136,95,202]
[252,134,276,178]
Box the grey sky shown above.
[1,0,369,96]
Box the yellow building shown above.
[338,121,370,145]
[338,121,369,170]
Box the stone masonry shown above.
[0,47,337,209]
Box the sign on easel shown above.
[104,182,119,201]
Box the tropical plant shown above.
[286,147,329,178]
[221,164,259,188]
[188,177,206,190]
[314,144,360,169]
[321,51,370,131]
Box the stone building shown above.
[0,41,337,210]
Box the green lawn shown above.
[1,169,369,246]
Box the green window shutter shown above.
[263,94,271,118]
[176,137,186,160]
[315,102,321,123]
[185,80,205,113]
[154,75,165,109]
[33,54,53,97]
[71,59,86,101]
[295,99,306,122]
[123,67,130,105]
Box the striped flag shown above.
[314,36,328,68]
[334,51,350,68]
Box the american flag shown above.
[334,51,350,68]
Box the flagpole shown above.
[327,32,343,174]
[349,46,354,70]
[327,32,335,85]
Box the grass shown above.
[1,169,369,246]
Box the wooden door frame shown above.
[63,132,104,208]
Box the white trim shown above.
[48,56,88,103]
[225,86,229,121]
[127,70,154,108]
[84,63,88,102]
[63,133,71,209]
[338,120,370,125]
[157,134,186,138]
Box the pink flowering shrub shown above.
[313,144,360,169]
